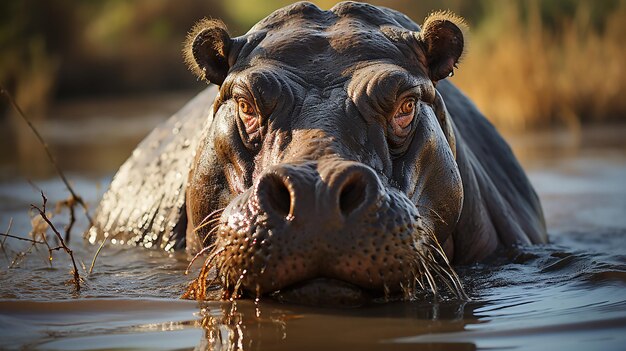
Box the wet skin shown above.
[90,2,547,303]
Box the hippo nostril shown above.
[339,174,367,217]
[258,173,292,218]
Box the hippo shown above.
[88,1,547,303]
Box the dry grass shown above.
[451,1,626,131]
[4,1,622,133]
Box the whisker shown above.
[414,269,426,291]
[383,282,391,301]
[223,269,232,299]
[193,208,225,233]
[420,258,439,299]
[428,262,459,298]
[213,254,234,289]
[439,265,466,299]
[232,269,247,299]
[209,249,228,276]
[202,225,221,245]
[426,243,450,265]
[416,204,448,226]
[193,212,216,231]
[428,249,465,297]
[194,217,222,233]
[411,255,427,291]
[185,245,221,275]
[426,236,468,300]
[183,253,217,300]
[182,241,232,301]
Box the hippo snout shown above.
[208,158,439,303]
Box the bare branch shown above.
[1,85,93,231]
[31,192,81,291]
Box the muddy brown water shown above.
[0,99,625,350]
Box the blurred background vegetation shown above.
[1,0,625,176]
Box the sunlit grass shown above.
[451,1,626,131]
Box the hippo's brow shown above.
[346,64,433,121]
[234,62,308,86]
[348,64,425,97]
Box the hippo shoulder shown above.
[87,86,218,250]
[437,80,547,263]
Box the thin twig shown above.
[37,230,55,267]
[31,192,81,291]
[27,180,43,195]
[89,239,107,275]
[32,232,52,268]
[1,85,93,229]
[0,219,14,263]
[88,232,123,275]
[0,242,9,264]
[79,259,87,274]
[9,242,36,269]
[0,232,45,244]
[56,197,76,243]
[0,218,13,248]
[65,200,76,242]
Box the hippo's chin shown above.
[269,278,375,307]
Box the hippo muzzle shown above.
[194,157,464,304]
[218,160,420,299]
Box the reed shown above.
[451,0,626,131]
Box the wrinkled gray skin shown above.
[90,2,546,301]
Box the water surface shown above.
[0,107,624,350]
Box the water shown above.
[0,103,625,350]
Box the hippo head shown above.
[184,2,467,304]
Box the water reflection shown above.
[195,299,482,351]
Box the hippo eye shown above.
[236,98,259,133]
[390,97,418,137]
[399,99,416,116]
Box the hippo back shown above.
[87,86,217,250]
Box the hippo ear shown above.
[418,11,467,82]
[184,19,232,85]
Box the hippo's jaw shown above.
[271,278,372,307]
[192,160,465,305]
